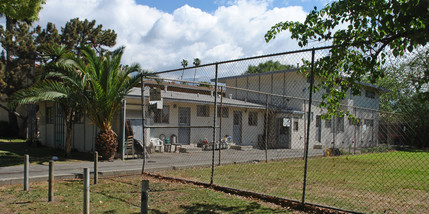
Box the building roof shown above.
[213,68,390,92]
[215,68,298,81]
[125,88,265,110]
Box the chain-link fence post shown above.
[210,63,219,185]
[302,48,315,204]
[218,86,223,166]
[141,75,146,175]
[265,94,269,163]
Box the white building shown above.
[36,80,265,154]
[216,68,388,150]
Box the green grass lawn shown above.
[0,138,91,167]
[158,151,429,213]
[0,175,299,214]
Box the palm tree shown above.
[67,46,142,160]
[193,58,201,83]
[10,44,87,156]
[180,59,188,80]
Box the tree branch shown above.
[0,102,28,120]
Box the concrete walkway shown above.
[0,149,323,185]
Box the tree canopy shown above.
[35,18,117,58]
[0,0,45,22]
[244,60,296,74]
[265,0,429,116]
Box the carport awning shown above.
[125,88,265,109]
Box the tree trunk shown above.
[62,107,74,156]
[8,110,20,137]
[5,16,15,62]
[95,128,117,161]
[64,120,73,156]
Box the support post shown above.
[141,76,147,175]
[302,48,315,205]
[94,151,98,184]
[24,154,29,191]
[141,180,149,214]
[48,160,53,201]
[218,85,223,166]
[210,63,219,185]
[121,99,127,160]
[83,168,90,214]
[265,94,269,163]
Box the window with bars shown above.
[197,105,210,117]
[46,107,54,124]
[217,107,229,118]
[154,106,169,123]
[248,111,258,126]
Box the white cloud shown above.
[32,0,308,71]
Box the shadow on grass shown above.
[0,140,92,167]
[180,202,279,214]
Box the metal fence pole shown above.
[141,75,146,175]
[210,63,219,186]
[24,154,29,191]
[48,160,54,201]
[265,94,269,163]
[218,86,223,166]
[83,168,90,214]
[94,151,98,184]
[141,180,149,214]
[302,48,315,205]
[122,99,127,160]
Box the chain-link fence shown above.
[123,47,428,213]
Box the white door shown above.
[233,111,242,144]
[178,107,191,145]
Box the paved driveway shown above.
[0,148,323,185]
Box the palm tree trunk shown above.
[65,120,73,156]
[62,107,75,156]
[96,128,117,161]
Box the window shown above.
[365,119,374,127]
[316,115,321,128]
[154,106,169,123]
[248,111,258,126]
[46,107,54,124]
[365,90,376,99]
[197,105,210,117]
[336,117,344,132]
[217,107,229,118]
[293,121,299,131]
[325,118,331,128]
[316,115,321,142]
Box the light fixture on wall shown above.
[173,104,177,108]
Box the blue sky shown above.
[138,0,327,13]
[28,0,331,73]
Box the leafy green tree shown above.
[244,60,296,74]
[0,0,45,61]
[35,18,117,58]
[59,18,117,55]
[65,46,142,160]
[11,45,88,155]
[265,0,429,117]
[376,46,428,148]
[0,0,46,137]
[0,21,38,136]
